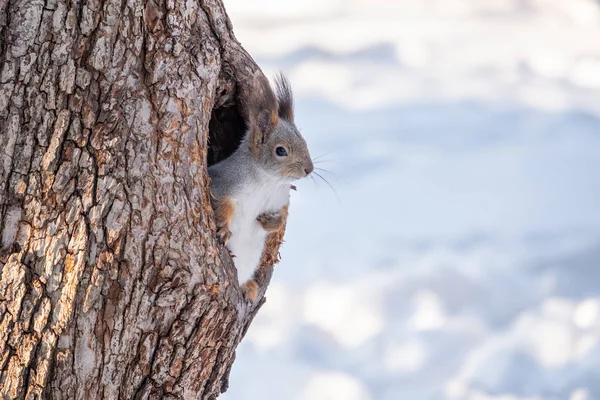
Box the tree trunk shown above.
[0,0,286,398]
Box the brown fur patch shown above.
[213,196,235,245]
[270,108,279,128]
[241,280,259,303]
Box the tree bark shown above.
[0,0,286,398]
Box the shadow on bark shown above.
[207,70,247,167]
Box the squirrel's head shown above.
[247,73,313,181]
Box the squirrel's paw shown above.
[241,280,259,303]
[216,224,232,245]
[257,211,284,233]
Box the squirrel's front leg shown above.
[257,206,289,233]
[213,196,235,245]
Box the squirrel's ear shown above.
[247,75,279,153]
[275,72,294,122]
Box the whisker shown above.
[314,167,347,185]
[313,171,341,203]
[313,158,344,165]
[313,152,334,162]
[312,151,350,165]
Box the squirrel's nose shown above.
[304,164,314,175]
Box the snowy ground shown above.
[220,1,600,399]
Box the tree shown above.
[0,0,286,398]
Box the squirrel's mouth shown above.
[283,174,302,183]
[280,167,308,181]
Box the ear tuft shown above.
[275,72,294,121]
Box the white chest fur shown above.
[227,179,290,284]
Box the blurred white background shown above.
[221,1,600,399]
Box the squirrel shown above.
[208,73,313,303]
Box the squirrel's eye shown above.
[276,147,288,157]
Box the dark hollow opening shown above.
[207,84,247,167]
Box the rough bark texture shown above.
[0,0,287,398]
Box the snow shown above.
[221,1,600,399]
